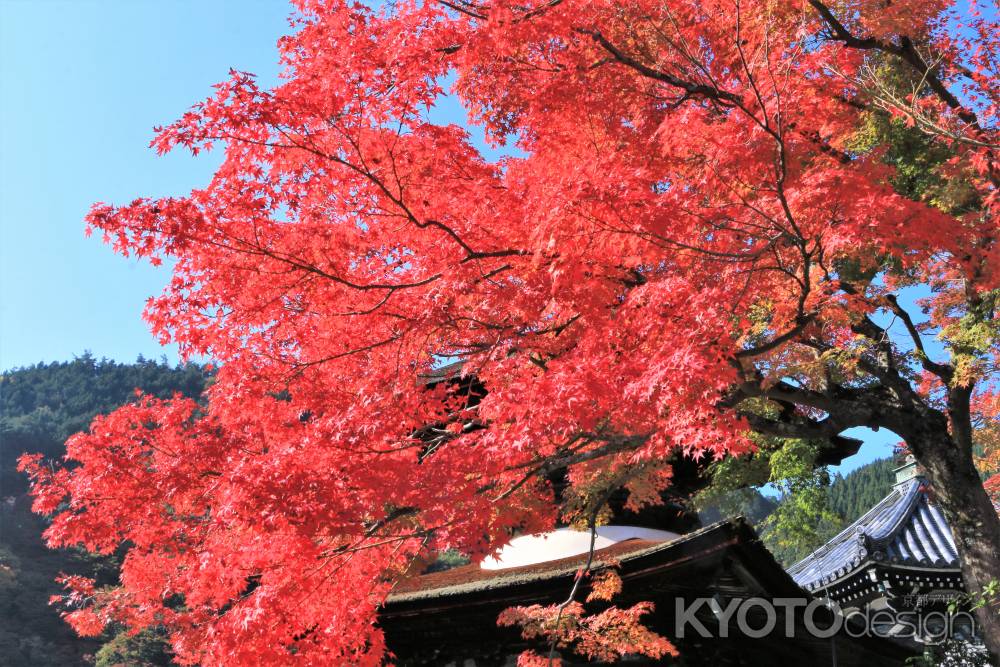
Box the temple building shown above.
[788,456,973,648]
[380,518,913,666]
[383,367,970,663]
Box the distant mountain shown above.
[1,355,209,667]
[828,457,896,524]
[697,487,779,526]
[697,457,898,568]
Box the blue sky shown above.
[0,1,502,373]
[0,0,895,472]
[0,0,289,370]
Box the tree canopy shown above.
[19,0,1000,663]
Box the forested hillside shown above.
[829,458,897,525]
[763,457,897,566]
[1,355,209,666]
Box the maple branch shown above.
[543,473,631,665]
[493,434,646,502]
[842,60,1000,150]
[362,507,420,539]
[292,335,402,370]
[459,247,530,262]
[582,14,812,283]
[727,377,843,414]
[883,293,954,382]
[436,0,487,20]
[808,0,986,135]
[576,29,740,107]
[251,241,443,292]
[792,124,853,164]
[734,315,814,359]
[229,127,528,264]
[316,507,425,560]
[517,0,563,22]
[827,282,926,398]
[314,128,494,260]
[547,511,600,665]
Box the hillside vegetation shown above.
[829,458,897,523]
[1,355,209,666]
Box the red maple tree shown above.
[20,0,1000,662]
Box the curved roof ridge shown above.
[864,478,923,546]
[786,480,915,578]
[787,479,939,590]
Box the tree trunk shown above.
[907,425,1000,658]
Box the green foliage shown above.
[95,627,174,667]
[756,440,845,566]
[759,455,897,565]
[695,438,841,565]
[828,457,895,524]
[849,108,978,215]
[695,433,779,525]
[907,639,993,667]
[850,107,998,392]
[697,442,899,566]
[947,578,1000,617]
[425,549,472,573]
[0,355,209,666]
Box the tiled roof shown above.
[387,538,665,603]
[418,360,466,383]
[386,519,749,604]
[787,478,960,592]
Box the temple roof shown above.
[386,518,802,604]
[389,529,698,604]
[788,477,960,592]
[381,518,916,666]
[479,525,679,570]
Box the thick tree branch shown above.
[808,0,987,135]
[575,29,741,107]
[883,293,954,382]
[735,315,814,359]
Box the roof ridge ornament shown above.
[892,454,924,489]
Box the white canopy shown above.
[480,525,679,570]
